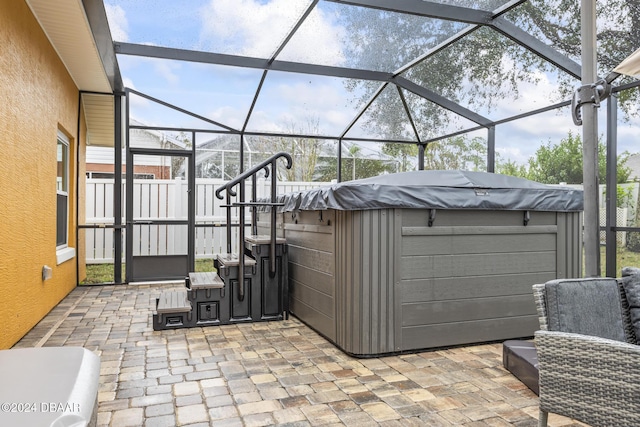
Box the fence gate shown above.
[125,148,195,282]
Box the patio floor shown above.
[13,283,587,427]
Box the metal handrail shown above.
[214,152,293,301]
[215,152,292,199]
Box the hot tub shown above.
[259,170,583,356]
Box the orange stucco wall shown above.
[0,0,86,349]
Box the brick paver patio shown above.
[13,284,587,426]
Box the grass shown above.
[602,246,640,273]
[614,248,640,267]
[195,258,215,272]
[81,258,215,284]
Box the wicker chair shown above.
[533,275,640,427]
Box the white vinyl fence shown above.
[85,178,331,264]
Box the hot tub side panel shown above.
[333,209,400,356]
[398,209,581,350]
[281,210,337,341]
[556,211,583,279]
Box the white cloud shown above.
[276,7,346,65]
[615,122,640,155]
[198,0,345,64]
[496,146,532,165]
[104,3,128,42]
[245,110,284,133]
[257,80,356,134]
[122,76,136,89]
[276,81,344,109]
[153,61,181,85]
[123,77,149,110]
[208,106,245,130]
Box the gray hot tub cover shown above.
[274,170,583,212]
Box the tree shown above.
[314,141,399,181]
[495,159,528,177]
[250,117,325,182]
[381,142,418,172]
[525,132,630,184]
[423,136,490,171]
[339,0,640,141]
[513,0,640,116]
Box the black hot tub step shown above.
[188,272,224,290]
[153,289,193,331]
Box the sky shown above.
[105,0,640,167]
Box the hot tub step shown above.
[215,253,257,267]
[153,290,193,330]
[188,272,224,290]
[156,290,191,314]
[245,234,286,245]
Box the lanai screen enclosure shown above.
[77,0,640,284]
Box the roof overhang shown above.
[25,0,120,147]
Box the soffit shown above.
[82,94,115,147]
[26,0,112,93]
[26,0,115,147]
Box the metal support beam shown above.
[418,144,426,170]
[115,42,392,82]
[127,88,238,132]
[340,83,388,139]
[337,139,343,182]
[326,0,493,25]
[114,94,123,284]
[83,0,124,91]
[391,0,527,77]
[240,131,245,175]
[242,71,268,133]
[188,131,196,273]
[605,95,618,277]
[270,0,319,62]
[394,25,479,76]
[487,126,495,173]
[581,0,600,277]
[124,90,133,282]
[393,76,493,126]
[402,99,572,144]
[396,86,421,143]
[490,18,581,79]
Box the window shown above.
[56,131,75,264]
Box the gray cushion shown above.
[545,278,626,342]
[620,274,640,344]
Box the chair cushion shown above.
[620,273,640,344]
[545,278,626,342]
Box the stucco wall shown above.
[0,0,85,349]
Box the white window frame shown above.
[56,131,75,264]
